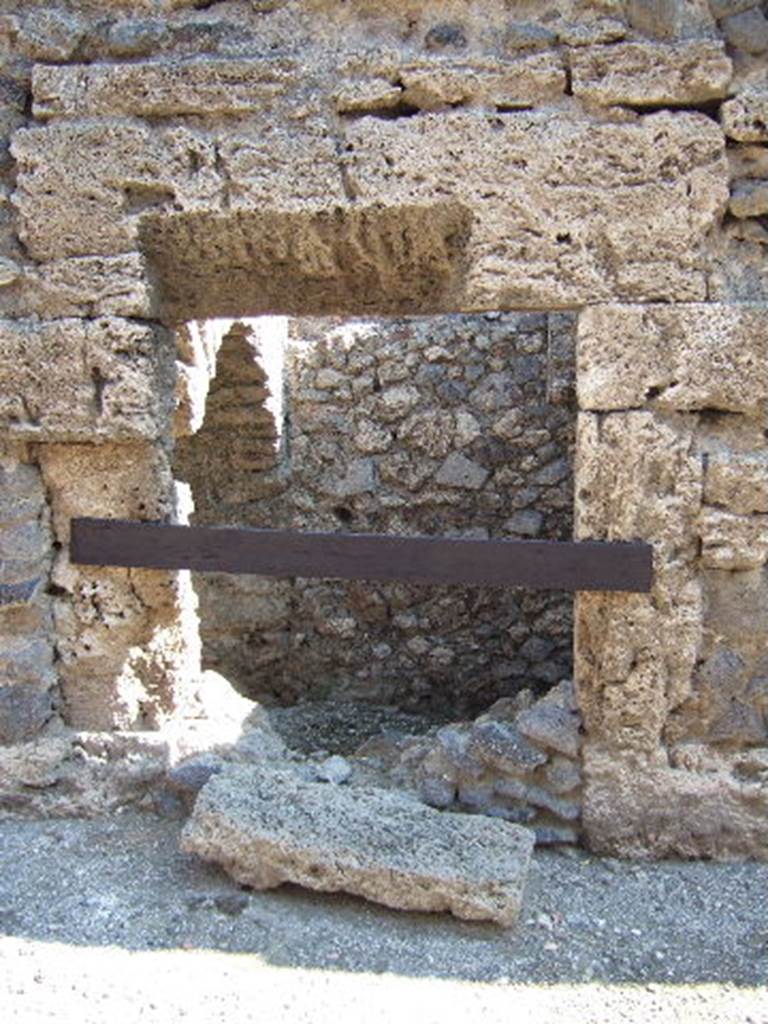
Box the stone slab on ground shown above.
[181,763,534,926]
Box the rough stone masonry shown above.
[0,0,764,865]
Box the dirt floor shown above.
[0,812,766,1023]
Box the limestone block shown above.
[575,411,702,550]
[397,53,565,110]
[33,58,297,119]
[728,145,768,180]
[0,318,173,442]
[577,305,768,417]
[721,84,768,142]
[332,78,403,114]
[575,412,704,751]
[571,41,732,105]
[345,110,726,308]
[12,120,223,262]
[181,763,535,925]
[704,448,768,514]
[504,22,557,52]
[38,442,199,731]
[25,255,153,320]
[583,745,768,859]
[698,509,768,569]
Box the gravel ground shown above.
[0,813,766,1023]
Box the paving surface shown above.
[0,813,766,1023]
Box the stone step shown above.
[181,764,534,927]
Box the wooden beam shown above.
[70,518,653,593]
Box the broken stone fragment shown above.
[181,764,534,926]
[469,720,548,773]
[314,755,352,784]
[728,180,768,219]
[571,41,731,106]
[516,702,582,759]
[721,84,768,142]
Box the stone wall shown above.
[177,312,575,716]
[0,0,764,855]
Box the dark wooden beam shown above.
[70,518,653,593]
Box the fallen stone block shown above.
[181,764,534,926]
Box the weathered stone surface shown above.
[0,685,54,744]
[729,179,768,218]
[666,568,768,750]
[396,53,566,110]
[33,58,296,119]
[434,452,489,489]
[704,448,768,514]
[697,509,768,570]
[583,745,768,860]
[18,9,84,61]
[516,702,582,759]
[347,110,724,307]
[38,442,199,731]
[571,41,731,105]
[721,7,768,52]
[469,720,549,772]
[182,764,534,925]
[721,84,768,142]
[504,22,557,52]
[26,255,153,319]
[577,305,768,416]
[575,412,703,750]
[0,318,174,441]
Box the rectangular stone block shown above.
[33,58,296,119]
[182,763,535,925]
[571,41,731,106]
[346,110,726,307]
[577,305,768,416]
[704,448,768,514]
[25,254,153,320]
[697,508,768,570]
[396,52,565,110]
[0,317,173,441]
[575,411,703,751]
[38,442,199,732]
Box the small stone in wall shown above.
[469,720,548,773]
[544,756,582,796]
[516,702,582,759]
[105,19,168,58]
[729,180,768,219]
[314,755,353,785]
[424,23,468,50]
[435,452,488,490]
[504,22,557,52]
[721,8,768,53]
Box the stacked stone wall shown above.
[178,312,576,716]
